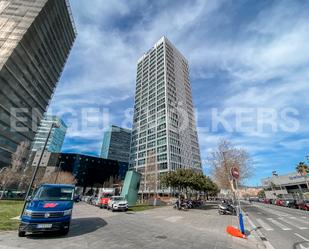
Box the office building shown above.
[0,0,76,168]
[27,152,128,187]
[32,115,67,152]
[100,125,131,163]
[129,37,202,193]
[262,172,309,199]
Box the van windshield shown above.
[33,186,74,201]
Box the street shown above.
[0,202,261,249]
[243,202,309,249]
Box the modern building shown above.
[100,125,131,163]
[129,37,202,193]
[0,0,76,168]
[262,172,309,199]
[28,152,128,186]
[31,115,67,152]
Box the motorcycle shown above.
[218,201,236,215]
[173,200,189,210]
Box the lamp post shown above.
[20,122,60,217]
[54,161,65,183]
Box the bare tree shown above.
[208,139,252,192]
[40,171,76,185]
[0,141,31,198]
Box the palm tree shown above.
[296,162,309,191]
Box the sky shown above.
[48,0,309,186]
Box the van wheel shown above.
[18,230,26,237]
[60,228,69,236]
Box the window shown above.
[157,137,166,146]
[157,154,167,161]
[147,148,156,156]
[157,145,167,153]
[148,134,156,141]
[148,127,156,135]
[139,144,146,150]
[157,123,166,131]
[158,162,168,170]
[157,130,166,138]
[138,151,146,158]
[138,159,145,165]
[139,137,146,144]
[147,141,156,148]
[139,131,147,138]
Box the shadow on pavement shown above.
[26,217,107,239]
[196,203,219,210]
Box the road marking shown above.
[267,218,291,230]
[256,218,274,231]
[279,217,308,230]
[294,233,309,241]
[246,215,276,249]
[254,204,288,217]
[290,217,309,225]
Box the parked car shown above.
[298,200,309,211]
[263,199,271,204]
[19,184,75,237]
[99,195,112,209]
[275,199,284,206]
[283,199,296,208]
[90,196,99,206]
[107,196,128,212]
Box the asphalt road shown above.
[0,202,261,249]
[243,201,309,249]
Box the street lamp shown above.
[54,161,65,183]
[20,122,60,217]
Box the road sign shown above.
[230,167,240,180]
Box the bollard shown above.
[239,212,245,234]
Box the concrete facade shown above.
[129,37,202,193]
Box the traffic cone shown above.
[226,226,246,239]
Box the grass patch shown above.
[128,204,161,212]
[0,200,23,231]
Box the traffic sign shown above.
[230,167,240,180]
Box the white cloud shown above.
[47,0,309,183]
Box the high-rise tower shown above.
[129,37,202,193]
[32,115,67,153]
[0,0,76,168]
[100,125,131,163]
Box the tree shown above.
[0,141,31,198]
[160,168,218,199]
[40,171,76,185]
[296,162,309,190]
[208,139,252,192]
[258,189,266,198]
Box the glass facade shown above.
[27,152,128,187]
[31,115,67,153]
[0,0,76,168]
[129,37,202,193]
[100,125,131,163]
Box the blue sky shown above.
[48,0,309,186]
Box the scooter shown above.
[218,202,236,215]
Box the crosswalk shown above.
[253,216,309,232]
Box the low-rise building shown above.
[262,172,309,199]
[27,152,128,191]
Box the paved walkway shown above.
[0,203,262,249]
